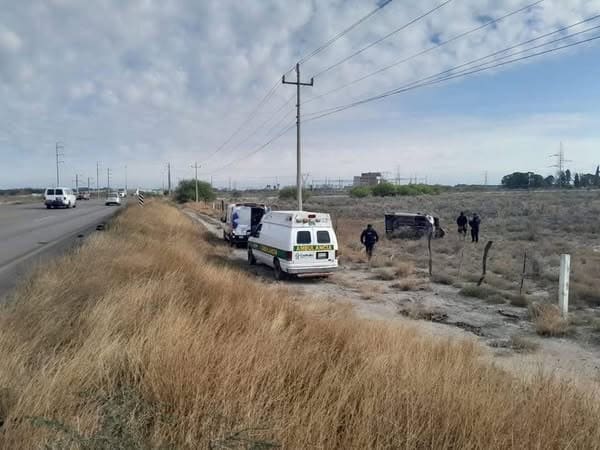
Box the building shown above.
[353,172,382,186]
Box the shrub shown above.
[371,182,397,197]
[459,285,496,299]
[373,268,396,280]
[278,186,311,201]
[530,303,569,336]
[349,186,371,198]
[174,179,215,203]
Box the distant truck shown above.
[385,212,445,239]
[222,203,268,246]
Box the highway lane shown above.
[0,199,122,300]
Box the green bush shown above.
[371,182,397,197]
[278,186,311,201]
[349,186,371,198]
[174,179,216,203]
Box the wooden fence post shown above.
[558,254,570,318]
[477,241,493,286]
[519,251,527,295]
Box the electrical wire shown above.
[200,79,282,164]
[306,0,546,104]
[207,122,296,173]
[303,33,600,122]
[312,0,454,78]
[296,0,393,66]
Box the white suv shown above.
[44,187,77,209]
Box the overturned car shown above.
[384,212,445,239]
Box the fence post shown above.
[558,254,570,318]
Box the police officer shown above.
[360,224,379,260]
[469,213,481,243]
[456,212,468,239]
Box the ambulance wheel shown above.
[273,259,286,281]
[248,249,256,265]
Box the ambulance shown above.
[247,210,339,279]
[222,203,267,246]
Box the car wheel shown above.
[73,203,76,208]
[273,259,286,281]
[248,249,256,265]
[46,205,51,209]
[66,202,71,209]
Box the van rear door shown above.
[292,228,336,266]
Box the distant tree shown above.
[501,172,532,189]
[371,182,397,197]
[174,179,216,203]
[595,165,600,186]
[349,186,371,198]
[580,173,594,187]
[544,175,555,186]
[278,186,311,201]
[574,173,581,188]
[565,169,572,185]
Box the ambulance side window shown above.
[317,231,331,243]
[297,231,311,244]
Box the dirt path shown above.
[184,208,600,388]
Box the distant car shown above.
[76,192,91,200]
[44,187,77,209]
[118,189,126,198]
[105,193,121,206]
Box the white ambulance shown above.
[247,210,339,279]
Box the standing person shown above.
[469,213,481,243]
[456,212,468,239]
[360,224,379,260]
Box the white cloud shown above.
[0,0,599,188]
[0,27,22,53]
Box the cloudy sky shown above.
[1,0,600,189]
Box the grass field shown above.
[1,200,600,448]
[292,190,600,312]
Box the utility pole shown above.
[87,177,93,192]
[191,162,200,202]
[96,161,100,199]
[484,171,488,186]
[283,62,314,211]
[55,142,64,186]
[125,165,128,195]
[167,162,172,195]
[107,168,112,193]
[74,174,80,193]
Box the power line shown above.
[306,0,546,105]
[297,0,393,65]
[304,33,600,122]
[312,0,454,78]
[207,122,296,173]
[200,79,282,164]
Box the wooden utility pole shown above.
[191,162,200,202]
[283,63,313,211]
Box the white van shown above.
[44,187,77,209]
[222,203,267,246]
[247,210,339,279]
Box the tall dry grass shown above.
[1,201,600,448]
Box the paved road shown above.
[0,199,122,300]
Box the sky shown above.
[1,0,600,189]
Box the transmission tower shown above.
[550,142,572,187]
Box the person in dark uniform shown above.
[469,213,481,243]
[360,224,379,260]
[456,212,468,239]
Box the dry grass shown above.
[1,201,600,448]
[531,303,570,337]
